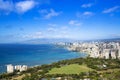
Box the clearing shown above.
[48,64,93,74]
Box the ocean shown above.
[0,44,86,73]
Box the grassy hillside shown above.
[48,64,93,74]
[1,58,120,80]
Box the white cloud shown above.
[22,25,79,39]
[0,0,37,14]
[45,9,61,19]
[45,26,71,38]
[76,11,94,18]
[23,31,43,39]
[69,20,76,25]
[69,20,82,26]
[0,0,13,12]
[102,6,119,13]
[48,23,57,27]
[81,3,92,8]
[83,11,94,16]
[34,31,43,38]
[35,31,42,35]
[47,27,57,32]
[15,0,36,13]
[40,9,62,19]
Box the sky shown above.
[0,0,120,43]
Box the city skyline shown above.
[0,0,120,43]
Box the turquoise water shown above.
[0,44,86,73]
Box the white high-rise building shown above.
[7,64,14,73]
[15,65,22,71]
[111,50,116,59]
[20,65,28,72]
[103,49,110,59]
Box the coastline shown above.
[0,44,86,74]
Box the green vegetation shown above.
[1,57,120,80]
[48,64,93,74]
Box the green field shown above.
[48,64,93,74]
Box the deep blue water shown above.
[0,44,86,73]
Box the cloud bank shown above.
[0,0,37,14]
[40,9,62,19]
[102,6,119,13]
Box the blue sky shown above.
[0,0,120,43]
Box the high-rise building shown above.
[6,64,14,73]
[20,65,28,72]
[15,65,22,71]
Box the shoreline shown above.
[0,44,86,74]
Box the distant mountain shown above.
[81,38,120,42]
[93,38,120,42]
[20,38,76,44]
[19,38,120,44]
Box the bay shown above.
[0,44,86,73]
